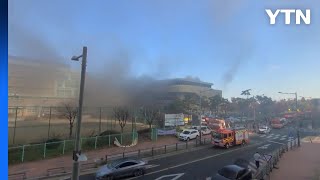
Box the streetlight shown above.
[71,46,88,180]
[278,91,300,147]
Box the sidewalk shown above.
[8,136,182,178]
[269,141,320,180]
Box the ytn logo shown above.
[266,9,311,25]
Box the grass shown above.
[8,115,150,165]
[8,132,137,165]
[8,117,148,145]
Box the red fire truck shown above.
[211,127,249,149]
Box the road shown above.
[77,124,303,180]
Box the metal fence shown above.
[8,106,154,145]
[254,138,300,180]
[8,132,138,164]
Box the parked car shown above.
[258,126,271,134]
[192,126,212,135]
[226,117,240,123]
[212,165,252,180]
[95,158,147,180]
[178,129,200,141]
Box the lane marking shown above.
[146,164,160,169]
[267,140,286,145]
[279,138,286,141]
[155,173,185,180]
[258,144,271,149]
[126,143,263,179]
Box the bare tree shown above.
[114,106,129,133]
[142,107,161,130]
[59,102,78,139]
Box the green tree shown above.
[220,98,231,116]
[241,89,252,99]
[209,95,222,115]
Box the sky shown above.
[8,0,320,100]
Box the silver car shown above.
[95,158,147,180]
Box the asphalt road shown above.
[77,123,302,180]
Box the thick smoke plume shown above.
[8,23,69,96]
[83,51,169,107]
[8,24,174,107]
[222,36,253,88]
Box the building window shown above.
[27,107,37,113]
[57,89,73,97]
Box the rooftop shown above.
[159,78,213,87]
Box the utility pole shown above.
[278,91,300,147]
[71,46,87,180]
[199,93,202,144]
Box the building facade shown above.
[8,56,80,116]
[155,78,222,106]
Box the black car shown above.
[212,165,252,180]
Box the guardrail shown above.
[103,136,212,164]
[254,138,300,180]
[9,137,213,180]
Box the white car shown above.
[179,129,200,141]
[258,126,271,134]
[192,126,212,135]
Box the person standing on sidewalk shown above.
[254,152,261,169]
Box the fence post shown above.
[99,107,102,135]
[121,134,123,144]
[176,143,178,151]
[21,145,25,162]
[164,145,167,154]
[152,147,154,156]
[123,152,125,158]
[47,107,52,140]
[43,143,47,158]
[13,107,18,145]
[62,140,66,154]
[108,135,111,147]
[105,155,108,163]
[95,136,98,149]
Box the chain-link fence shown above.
[8,131,138,164]
[8,106,150,145]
